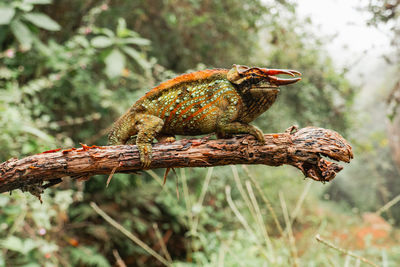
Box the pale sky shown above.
[296,0,395,105]
[296,0,392,73]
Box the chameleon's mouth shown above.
[249,87,279,92]
[248,85,280,94]
[262,68,302,86]
[249,83,279,91]
[249,69,301,90]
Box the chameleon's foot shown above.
[250,126,266,144]
[217,122,266,144]
[157,135,176,143]
[138,143,153,169]
[216,132,233,139]
[126,135,137,145]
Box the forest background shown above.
[0,0,399,266]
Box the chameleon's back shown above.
[136,70,242,135]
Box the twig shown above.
[225,186,258,242]
[217,243,226,267]
[375,194,400,215]
[106,165,118,187]
[153,223,173,263]
[279,191,300,267]
[145,170,164,187]
[112,249,127,267]
[197,167,214,208]
[175,170,180,199]
[225,185,269,260]
[245,181,275,260]
[231,166,258,229]
[290,180,312,224]
[315,234,380,267]
[191,167,214,234]
[242,165,285,236]
[181,169,192,226]
[90,202,170,266]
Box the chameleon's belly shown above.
[141,78,241,136]
[163,115,218,135]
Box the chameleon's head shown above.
[227,64,301,94]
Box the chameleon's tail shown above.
[107,129,120,145]
[108,111,137,145]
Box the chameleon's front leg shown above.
[135,114,164,168]
[156,134,176,143]
[217,122,266,144]
[216,104,265,143]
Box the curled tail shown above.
[108,111,138,145]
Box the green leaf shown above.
[20,239,37,255]
[21,263,40,267]
[105,49,125,78]
[13,2,33,12]
[23,12,60,31]
[23,0,52,4]
[22,125,53,142]
[96,27,114,38]
[69,246,111,267]
[10,20,33,49]
[0,195,10,207]
[122,37,150,46]
[122,47,150,69]
[91,36,113,48]
[0,7,15,25]
[116,18,127,37]
[1,236,37,254]
[1,236,23,251]
[73,35,90,48]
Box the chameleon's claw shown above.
[126,135,137,145]
[138,143,152,169]
[249,125,266,144]
[157,135,176,143]
[141,156,152,169]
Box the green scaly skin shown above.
[108,65,301,168]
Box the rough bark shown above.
[0,126,353,196]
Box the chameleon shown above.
[108,64,301,168]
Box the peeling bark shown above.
[0,127,353,195]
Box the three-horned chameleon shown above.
[108,64,301,167]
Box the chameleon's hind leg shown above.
[135,114,164,168]
[125,135,137,145]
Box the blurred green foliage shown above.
[98,0,268,72]
[365,0,400,61]
[327,0,400,228]
[0,0,398,266]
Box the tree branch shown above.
[0,126,353,196]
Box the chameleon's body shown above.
[108,65,301,167]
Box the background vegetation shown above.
[0,0,399,266]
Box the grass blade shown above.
[90,202,170,266]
